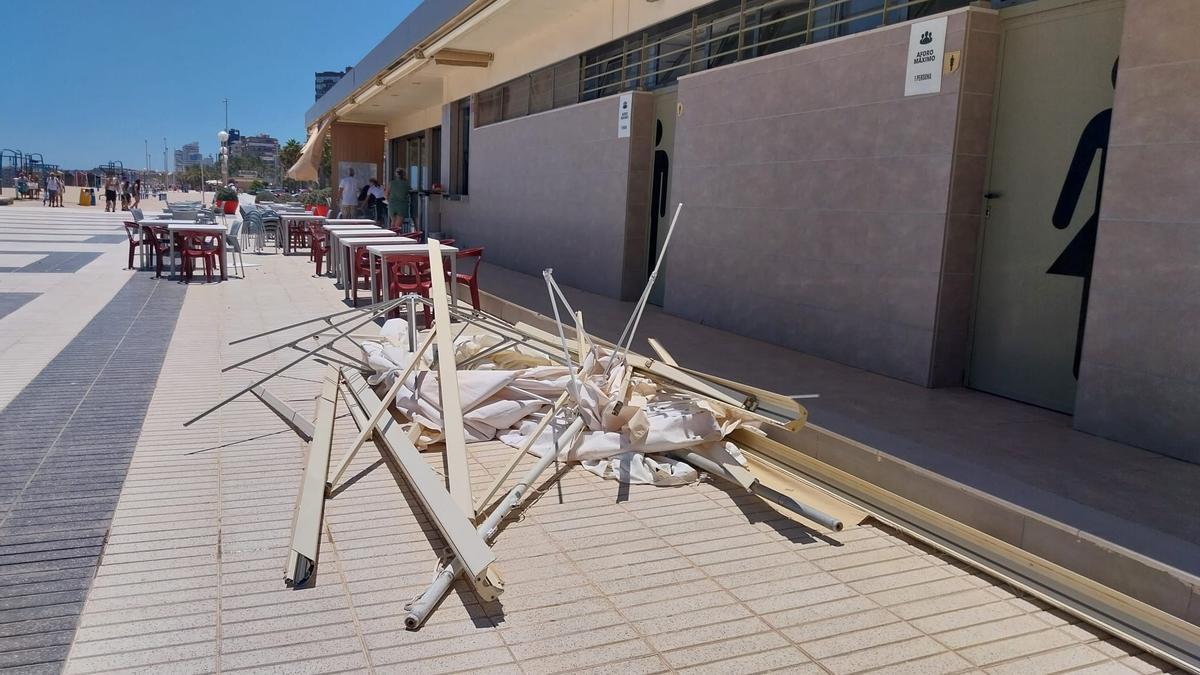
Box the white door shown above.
[969,0,1124,413]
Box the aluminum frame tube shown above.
[340,369,497,584]
[669,449,842,532]
[284,367,340,587]
[404,414,585,630]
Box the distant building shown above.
[173,142,212,171]
[226,128,242,146]
[231,133,281,179]
[231,133,279,162]
[315,68,351,101]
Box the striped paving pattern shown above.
[57,252,1177,674]
[0,275,185,672]
[0,207,134,411]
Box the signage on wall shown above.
[617,93,633,138]
[904,16,948,97]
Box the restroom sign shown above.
[904,16,947,96]
[617,93,632,138]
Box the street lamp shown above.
[217,130,230,186]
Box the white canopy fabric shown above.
[359,323,762,487]
[287,120,328,182]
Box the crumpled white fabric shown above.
[359,326,761,486]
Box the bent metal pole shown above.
[222,297,403,373]
[183,300,403,427]
[607,202,683,378]
[404,414,586,630]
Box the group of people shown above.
[336,167,412,229]
[14,172,67,206]
[103,176,141,212]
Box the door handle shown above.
[984,192,1002,199]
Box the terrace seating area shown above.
[122,194,488,319]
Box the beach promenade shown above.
[0,201,1182,674]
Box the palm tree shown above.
[279,139,304,190]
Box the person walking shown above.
[104,175,118,212]
[132,178,142,209]
[387,167,411,231]
[366,178,386,224]
[45,173,59,207]
[337,168,360,218]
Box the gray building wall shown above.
[442,92,654,299]
[1075,0,1200,463]
[664,7,997,386]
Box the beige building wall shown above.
[371,0,713,138]
[440,92,655,299]
[1075,0,1200,463]
[663,7,998,386]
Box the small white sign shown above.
[617,93,633,138]
[904,17,948,97]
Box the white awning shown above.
[287,120,329,182]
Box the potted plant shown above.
[215,185,238,214]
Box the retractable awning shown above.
[287,120,329,182]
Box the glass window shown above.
[503,77,530,120]
[530,67,554,114]
[460,102,469,195]
[694,0,743,72]
[475,88,502,127]
[810,0,884,42]
[581,40,624,101]
[743,0,811,58]
[553,57,581,108]
[642,13,693,89]
[452,98,470,195]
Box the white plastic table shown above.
[138,219,197,270]
[338,234,401,302]
[324,226,384,279]
[166,223,229,280]
[367,242,459,310]
[279,213,326,254]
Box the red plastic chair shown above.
[179,232,222,283]
[388,254,433,327]
[350,246,378,306]
[399,230,422,242]
[141,226,172,278]
[310,223,329,275]
[449,247,484,310]
[288,219,310,252]
[312,204,330,217]
[123,221,142,270]
[304,204,314,212]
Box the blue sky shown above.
[3,0,421,170]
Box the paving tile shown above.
[800,620,923,659]
[986,644,1112,674]
[959,628,1079,666]
[675,646,819,675]
[6,218,1158,675]
[820,636,948,675]
[662,630,790,669]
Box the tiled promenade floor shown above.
[0,204,1179,674]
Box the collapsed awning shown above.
[287,120,329,182]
